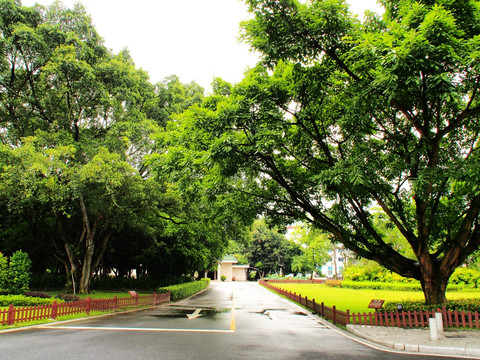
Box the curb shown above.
[346,325,480,359]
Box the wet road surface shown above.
[0,282,471,360]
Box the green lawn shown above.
[272,283,480,313]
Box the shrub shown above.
[325,280,342,287]
[25,291,51,299]
[0,253,7,291]
[158,279,210,301]
[220,275,227,282]
[449,268,480,288]
[55,294,80,302]
[343,263,416,283]
[8,251,32,295]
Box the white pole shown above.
[429,318,439,341]
[435,312,444,336]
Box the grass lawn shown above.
[272,283,480,313]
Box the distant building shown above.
[321,245,353,279]
[217,255,249,281]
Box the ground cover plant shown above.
[274,284,480,314]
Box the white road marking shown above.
[35,325,234,333]
[186,309,202,320]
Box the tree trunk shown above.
[333,246,338,280]
[420,273,448,305]
[78,231,112,294]
[78,234,94,293]
[78,195,98,294]
[417,253,450,305]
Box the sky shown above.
[21,0,383,93]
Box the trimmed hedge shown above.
[0,295,63,307]
[338,280,423,291]
[328,280,468,292]
[158,278,210,301]
[382,299,480,313]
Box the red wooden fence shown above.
[0,292,170,327]
[260,280,349,326]
[259,280,480,329]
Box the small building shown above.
[217,255,249,281]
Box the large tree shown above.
[160,0,480,304]
[0,0,163,293]
[247,219,297,276]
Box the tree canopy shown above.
[0,0,245,293]
[157,0,480,304]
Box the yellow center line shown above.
[230,292,236,331]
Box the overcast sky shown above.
[21,0,383,93]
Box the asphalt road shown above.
[0,282,470,360]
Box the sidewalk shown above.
[347,324,480,358]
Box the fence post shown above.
[321,302,325,317]
[7,304,14,326]
[153,292,157,306]
[313,299,316,313]
[333,305,336,325]
[113,296,118,312]
[135,294,139,308]
[346,309,350,325]
[51,301,58,320]
[86,297,91,316]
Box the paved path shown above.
[0,282,474,359]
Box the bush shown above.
[158,279,210,301]
[0,253,7,291]
[55,294,80,302]
[343,263,416,283]
[0,295,62,307]
[325,280,342,287]
[220,275,227,282]
[25,291,51,299]
[8,251,32,295]
[449,268,480,288]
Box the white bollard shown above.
[435,312,444,336]
[429,318,439,341]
